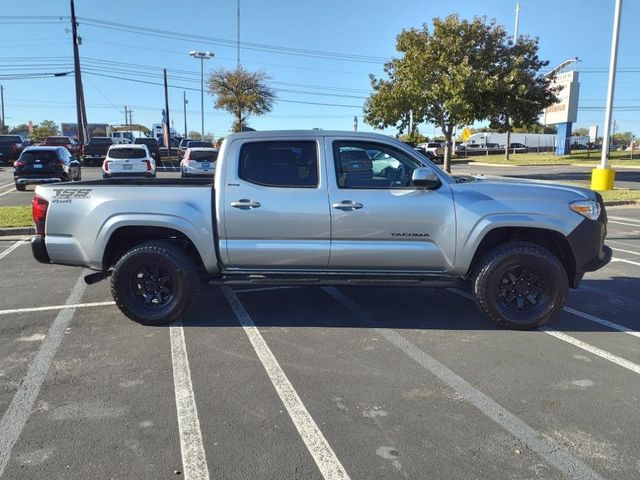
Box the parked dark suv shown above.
[0,135,28,165]
[134,137,161,161]
[13,146,81,191]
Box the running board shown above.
[208,274,459,288]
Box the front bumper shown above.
[566,203,612,286]
[31,236,51,264]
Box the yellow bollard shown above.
[591,168,616,191]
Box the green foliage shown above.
[31,120,59,141]
[572,127,589,137]
[611,131,634,146]
[208,67,275,133]
[399,130,427,146]
[364,15,555,171]
[188,130,202,140]
[9,123,29,134]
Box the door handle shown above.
[230,199,261,209]
[332,200,363,210]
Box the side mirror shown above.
[412,167,441,190]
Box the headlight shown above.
[569,200,601,221]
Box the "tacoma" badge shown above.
[390,232,430,237]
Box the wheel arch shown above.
[465,226,577,287]
[102,225,206,274]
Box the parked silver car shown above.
[180,147,218,177]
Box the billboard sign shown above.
[589,125,598,143]
[542,71,580,125]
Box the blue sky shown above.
[1,0,638,139]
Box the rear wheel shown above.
[472,241,568,330]
[111,241,199,325]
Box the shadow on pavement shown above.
[177,280,640,333]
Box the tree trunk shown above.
[505,125,511,160]
[442,124,454,173]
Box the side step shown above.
[208,274,459,288]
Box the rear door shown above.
[220,137,330,269]
[326,138,456,272]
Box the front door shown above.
[326,138,456,272]
[221,138,331,269]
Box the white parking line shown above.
[563,306,640,338]
[608,239,640,249]
[0,301,115,316]
[170,320,210,480]
[611,257,640,267]
[0,182,14,189]
[608,215,640,224]
[608,220,640,227]
[542,328,640,375]
[0,272,87,477]
[0,187,16,197]
[323,287,603,480]
[611,246,640,256]
[222,287,350,480]
[0,239,27,261]
[447,288,640,374]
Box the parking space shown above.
[0,210,639,479]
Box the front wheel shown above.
[111,241,199,325]
[472,241,568,330]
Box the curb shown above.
[0,226,34,237]
[604,201,640,207]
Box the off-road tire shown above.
[472,241,568,330]
[111,240,199,325]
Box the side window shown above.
[238,141,319,188]
[333,141,424,189]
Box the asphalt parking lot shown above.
[1,196,640,478]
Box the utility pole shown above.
[237,0,241,68]
[70,0,88,147]
[183,91,188,138]
[124,106,128,128]
[505,0,521,160]
[592,0,622,191]
[163,68,171,157]
[128,109,133,137]
[189,51,213,140]
[0,85,4,134]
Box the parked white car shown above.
[102,144,156,178]
[180,147,218,177]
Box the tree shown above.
[486,36,557,159]
[572,127,589,137]
[188,130,202,140]
[31,120,59,141]
[364,15,556,171]
[208,67,275,132]
[611,131,634,147]
[399,130,427,146]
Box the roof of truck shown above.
[224,130,396,141]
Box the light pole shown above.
[189,51,213,140]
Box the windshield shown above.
[45,137,70,145]
[0,136,22,144]
[89,138,112,145]
[108,148,146,159]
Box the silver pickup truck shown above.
[30,130,611,330]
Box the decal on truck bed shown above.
[51,188,92,203]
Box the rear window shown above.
[45,137,70,145]
[191,151,218,161]
[88,138,113,145]
[109,148,146,159]
[20,150,59,163]
[187,141,213,148]
[134,138,157,146]
[238,141,318,188]
[0,136,23,144]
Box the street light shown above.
[189,50,213,140]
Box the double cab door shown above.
[221,135,455,272]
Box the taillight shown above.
[13,145,19,153]
[104,160,111,172]
[32,196,49,236]
[14,160,25,168]
[144,160,151,171]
